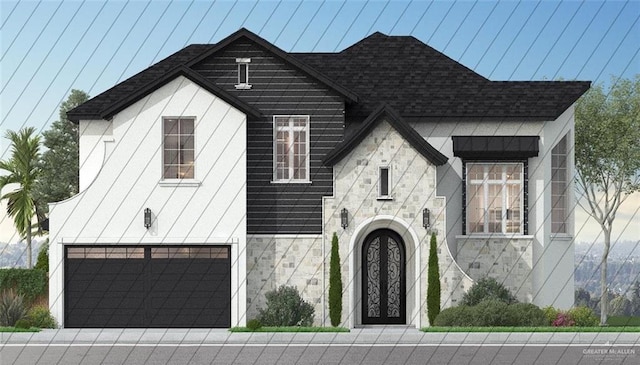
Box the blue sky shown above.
[0,0,639,243]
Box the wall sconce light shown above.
[341,208,349,229]
[423,208,430,229]
[144,208,152,229]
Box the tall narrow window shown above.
[163,117,195,179]
[274,116,309,182]
[466,163,523,234]
[235,58,252,89]
[551,135,568,233]
[379,166,391,198]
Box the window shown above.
[151,247,229,259]
[466,163,523,234]
[66,247,144,259]
[274,116,309,182]
[235,58,252,89]
[551,135,568,233]
[163,117,195,179]
[379,166,391,198]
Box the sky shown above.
[0,0,639,244]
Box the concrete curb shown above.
[2,329,640,346]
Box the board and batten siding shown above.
[192,39,345,234]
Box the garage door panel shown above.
[68,261,144,275]
[66,294,145,308]
[65,246,231,328]
[66,309,145,328]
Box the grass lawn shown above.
[0,327,40,332]
[423,326,640,332]
[230,326,350,333]
[607,316,640,326]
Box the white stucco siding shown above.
[534,106,576,309]
[415,120,545,254]
[49,76,248,326]
[78,120,112,192]
[415,112,576,309]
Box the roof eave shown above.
[97,66,262,121]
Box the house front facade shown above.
[49,29,589,328]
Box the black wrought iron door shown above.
[362,229,406,324]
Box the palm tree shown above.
[0,127,41,268]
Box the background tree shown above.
[427,232,440,325]
[33,89,89,222]
[575,75,640,325]
[629,281,640,316]
[329,232,343,327]
[0,128,42,268]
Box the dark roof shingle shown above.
[68,29,590,123]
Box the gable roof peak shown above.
[323,103,448,166]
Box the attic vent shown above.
[235,58,252,90]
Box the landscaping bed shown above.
[230,326,349,333]
[423,326,640,332]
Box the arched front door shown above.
[362,229,406,324]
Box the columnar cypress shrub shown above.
[329,232,343,327]
[427,232,441,325]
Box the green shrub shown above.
[433,305,477,326]
[246,319,262,331]
[258,285,315,327]
[427,233,441,325]
[507,303,547,327]
[329,232,342,327]
[461,277,517,306]
[568,306,599,327]
[27,305,57,329]
[34,242,49,273]
[14,318,32,329]
[0,269,47,304]
[542,306,560,326]
[473,299,512,326]
[0,291,27,327]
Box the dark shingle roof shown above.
[67,44,213,122]
[294,32,590,119]
[68,29,590,123]
[324,104,448,166]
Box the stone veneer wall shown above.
[323,119,473,327]
[246,235,324,324]
[456,236,533,303]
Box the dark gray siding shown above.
[193,40,345,234]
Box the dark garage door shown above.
[65,246,231,328]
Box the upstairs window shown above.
[235,58,252,89]
[163,117,195,179]
[551,135,569,233]
[274,116,309,182]
[378,166,391,198]
[466,163,523,234]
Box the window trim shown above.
[272,115,311,183]
[235,58,252,90]
[464,161,526,235]
[162,116,196,181]
[551,134,569,234]
[378,165,393,200]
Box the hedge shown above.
[0,269,47,304]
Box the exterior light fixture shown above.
[341,208,349,229]
[423,208,430,229]
[144,208,152,229]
